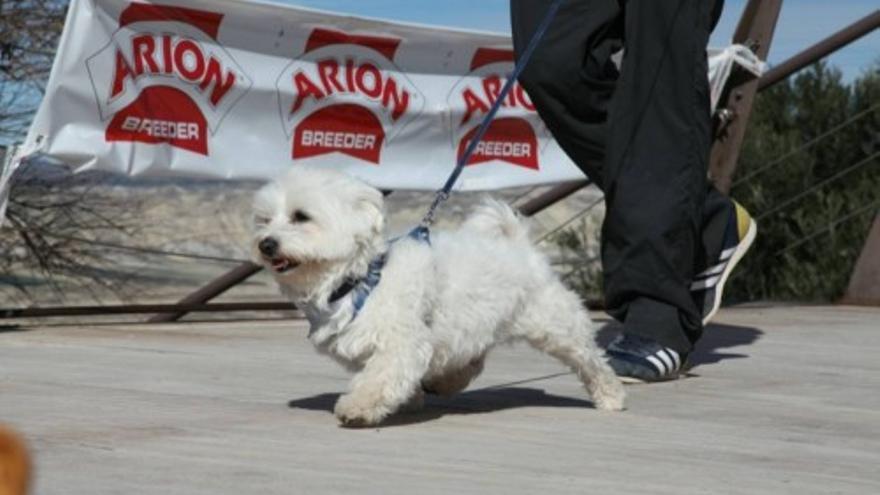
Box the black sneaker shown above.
[692,200,757,325]
[605,334,686,383]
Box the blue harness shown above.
[328,226,431,319]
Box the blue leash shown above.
[417,0,563,231]
[338,2,562,320]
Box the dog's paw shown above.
[592,385,626,411]
[594,395,625,411]
[334,393,388,427]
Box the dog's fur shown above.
[252,167,624,426]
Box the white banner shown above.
[17,0,763,194]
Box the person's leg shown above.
[513,0,752,381]
[694,185,758,325]
[511,0,623,188]
[514,0,729,269]
[602,0,716,361]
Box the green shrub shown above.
[727,61,879,303]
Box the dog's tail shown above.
[461,197,530,242]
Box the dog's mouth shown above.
[268,256,300,274]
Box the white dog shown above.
[252,167,624,426]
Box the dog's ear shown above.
[353,184,385,238]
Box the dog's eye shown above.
[291,210,311,223]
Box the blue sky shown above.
[278,0,879,81]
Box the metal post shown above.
[708,0,783,195]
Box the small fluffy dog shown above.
[252,167,624,426]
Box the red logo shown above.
[449,47,544,170]
[86,3,251,155]
[277,28,424,164]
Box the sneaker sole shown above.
[702,218,757,325]
[619,376,648,384]
[618,374,682,385]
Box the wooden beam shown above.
[759,10,880,91]
[842,214,880,306]
[2,301,297,319]
[147,262,263,322]
[518,180,590,217]
[708,0,783,194]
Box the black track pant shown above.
[511,0,730,353]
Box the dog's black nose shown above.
[259,237,279,257]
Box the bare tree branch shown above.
[1,1,149,304]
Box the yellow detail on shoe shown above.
[733,201,752,241]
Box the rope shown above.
[419,0,563,227]
[733,103,880,188]
[756,151,879,221]
[39,234,249,263]
[775,200,879,256]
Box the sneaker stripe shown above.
[668,349,682,370]
[696,261,727,278]
[720,246,736,260]
[691,274,722,290]
[656,349,675,372]
[645,355,667,375]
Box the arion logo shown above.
[277,28,424,164]
[448,48,546,170]
[85,3,252,155]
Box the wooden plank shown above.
[1,306,879,494]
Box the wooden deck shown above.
[1,305,879,494]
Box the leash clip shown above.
[420,190,449,228]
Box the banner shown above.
[17,0,764,193]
